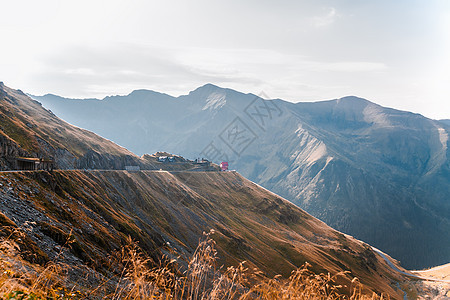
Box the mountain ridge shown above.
[31,83,450,269]
[0,81,413,297]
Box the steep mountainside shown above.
[0,169,406,298]
[0,82,140,170]
[0,83,216,172]
[33,84,450,269]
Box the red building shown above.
[219,162,228,171]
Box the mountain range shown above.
[32,84,450,269]
[0,82,410,298]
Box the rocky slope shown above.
[0,169,406,298]
[33,84,450,269]
[0,83,217,172]
[0,82,141,170]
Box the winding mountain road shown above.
[372,247,450,283]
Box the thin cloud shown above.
[312,7,339,28]
[64,68,96,76]
[318,61,388,72]
[27,42,389,103]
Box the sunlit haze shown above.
[0,0,449,119]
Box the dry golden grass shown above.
[0,230,388,299]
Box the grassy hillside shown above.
[0,83,142,170]
[0,170,406,298]
[0,83,134,159]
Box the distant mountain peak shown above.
[128,89,167,97]
[188,83,225,96]
[336,96,373,104]
[101,89,174,102]
[198,83,222,90]
[41,93,65,98]
[182,84,232,108]
[34,93,101,102]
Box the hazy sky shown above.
[0,0,449,119]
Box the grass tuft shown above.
[0,230,388,299]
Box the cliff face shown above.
[0,134,26,169]
[0,169,405,298]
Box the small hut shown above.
[16,157,54,171]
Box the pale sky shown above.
[0,0,449,119]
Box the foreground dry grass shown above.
[0,231,387,300]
